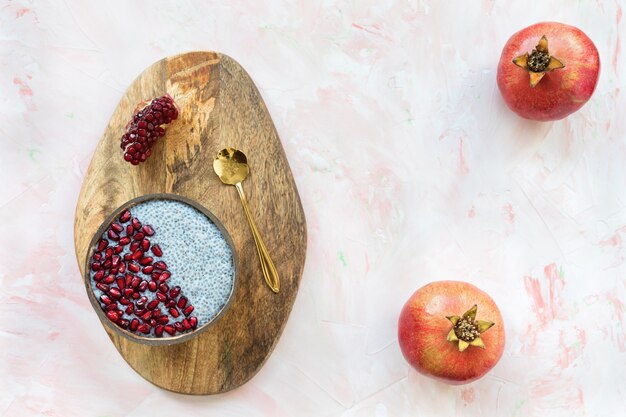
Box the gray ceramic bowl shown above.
[83,193,238,346]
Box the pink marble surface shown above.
[1,1,624,415]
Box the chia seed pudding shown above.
[89,198,235,338]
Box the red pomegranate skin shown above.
[398,281,505,384]
[497,22,600,121]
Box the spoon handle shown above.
[235,182,280,293]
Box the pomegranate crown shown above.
[446,305,495,352]
[512,35,565,87]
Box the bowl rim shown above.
[83,193,239,346]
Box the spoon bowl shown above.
[213,148,249,185]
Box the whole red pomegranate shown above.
[497,22,600,121]
[398,281,505,384]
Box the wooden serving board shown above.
[74,52,307,394]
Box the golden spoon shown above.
[213,148,280,293]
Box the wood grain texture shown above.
[73,52,307,394]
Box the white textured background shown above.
[1,1,625,416]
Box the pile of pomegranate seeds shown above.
[90,209,198,337]
[120,95,179,165]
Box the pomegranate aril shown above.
[105,248,113,259]
[123,253,132,261]
[158,283,169,293]
[94,270,105,281]
[159,271,171,282]
[142,225,155,236]
[125,304,134,315]
[139,256,153,266]
[106,311,120,322]
[182,318,191,330]
[92,253,101,261]
[132,218,142,230]
[169,286,181,298]
[142,265,154,274]
[91,262,101,271]
[111,255,121,268]
[108,229,120,241]
[128,262,140,273]
[123,288,134,298]
[138,324,150,334]
[149,318,157,327]
[165,300,176,308]
[109,287,121,299]
[133,232,145,241]
[131,276,141,288]
[119,236,131,246]
[103,274,115,284]
[147,299,159,310]
[114,245,124,254]
[102,259,112,270]
[158,315,169,325]
[96,282,109,292]
[142,238,150,251]
[97,239,108,251]
[151,272,161,281]
[148,281,158,292]
[189,316,198,329]
[116,277,125,290]
[155,325,164,337]
[141,311,153,321]
[177,296,187,309]
[131,250,143,261]
[164,325,176,335]
[156,292,168,302]
[118,318,130,329]
[137,296,148,308]
[130,241,140,252]
[132,292,140,299]
[119,209,131,223]
[111,223,123,233]
[126,224,135,236]
[105,303,118,312]
[100,294,112,305]
[154,261,167,270]
[125,273,133,286]
[130,318,140,331]
[183,305,194,316]
[151,244,163,257]
[119,297,130,306]
[169,307,180,318]
[174,322,184,333]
